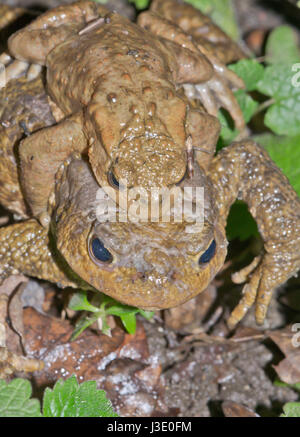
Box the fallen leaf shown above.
[269,328,300,384]
[222,401,259,417]
[22,308,168,416]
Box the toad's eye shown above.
[199,239,216,264]
[89,237,113,263]
[108,171,119,189]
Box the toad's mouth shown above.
[56,216,227,309]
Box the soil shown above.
[0,0,299,417]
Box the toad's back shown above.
[44,12,194,190]
[47,14,182,121]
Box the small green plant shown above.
[68,290,154,338]
[274,381,300,417]
[129,0,149,9]
[0,376,118,417]
[281,402,300,417]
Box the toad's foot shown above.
[231,256,262,284]
[0,276,44,378]
[184,72,245,132]
[189,49,245,132]
[0,52,41,84]
[183,47,245,131]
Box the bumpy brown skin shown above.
[7,0,244,220]
[0,76,56,217]
[0,1,299,328]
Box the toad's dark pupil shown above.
[199,239,216,264]
[109,171,119,188]
[91,238,113,263]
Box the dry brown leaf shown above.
[22,308,169,416]
[269,328,300,384]
[223,401,259,417]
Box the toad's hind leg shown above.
[150,0,244,64]
[0,74,57,218]
[7,1,108,66]
[210,140,300,327]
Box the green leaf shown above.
[185,0,239,41]
[120,313,137,334]
[253,134,300,196]
[266,26,300,65]
[128,0,150,9]
[235,90,258,123]
[0,379,41,417]
[43,375,118,417]
[70,313,102,341]
[138,309,154,320]
[281,402,300,417]
[226,201,259,241]
[217,90,257,147]
[274,380,300,392]
[106,304,138,316]
[256,64,300,136]
[69,292,153,338]
[229,59,264,91]
[217,109,238,147]
[68,290,99,313]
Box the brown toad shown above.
[0,0,299,332]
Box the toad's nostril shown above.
[170,270,179,281]
[143,250,172,276]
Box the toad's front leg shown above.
[19,113,87,226]
[0,220,74,287]
[209,141,300,327]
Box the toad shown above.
[0,0,299,336]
